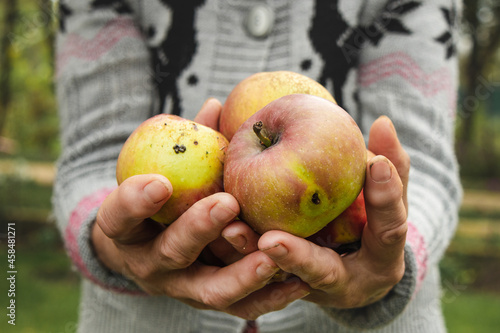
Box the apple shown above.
[116,114,229,224]
[223,94,366,238]
[307,190,366,248]
[307,151,375,247]
[219,71,336,141]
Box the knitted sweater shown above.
[53,0,463,332]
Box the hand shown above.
[91,99,310,319]
[257,116,410,308]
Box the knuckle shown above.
[124,260,155,282]
[308,269,340,290]
[96,208,120,239]
[379,222,408,247]
[200,286,231,311]
[158,239,193,269]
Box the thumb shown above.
[361,155,407,266]
[96,174,172,244]
[194,98,223,131]
[368,116,410,213]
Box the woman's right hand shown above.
[91,173,310,320]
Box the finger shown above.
[153,192,240,269]
[362,155,407,266]
[162,250,309,320]
[258,231,347,293]
[206,236,243,265]
[368,116,410,213]
[96,174,172,244]
[222,220,260,255]
[194,98,223,130]
[227,277,310,320]
[207,221,261,266]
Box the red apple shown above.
[307,151,375,247]
[223,94,366,237]
[219,71,336,141]
[307,190,366,247]
[116,114,229,224]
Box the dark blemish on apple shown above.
[192,123,198,131]
[164,123,167,126]
[312,192,321,205]
[194,140,198,145]
[173,144,187,154]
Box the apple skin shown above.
[116,114,229,224]
[307,190,366,247]
[307,150,375,246]
[219,71,336,141]
[223,94,366,238]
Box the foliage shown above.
[0,0,60,161]
[456,0,500,180]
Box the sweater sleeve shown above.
[53,1,156,293]
[323,0,463,328]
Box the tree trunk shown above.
[0,0,18,135]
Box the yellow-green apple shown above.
[116,114,229,224]
[223,94,366,237]
[219,71,336,141]
[307,151,375,247]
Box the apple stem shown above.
[253,121,273,148]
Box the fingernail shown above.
[261,243,288,259]
[370,158,392,183]
[144,180,169,204]
[226,234,247,249]
[256,263,280,279]
[210,203,238,225]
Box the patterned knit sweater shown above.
[53,0,463,332]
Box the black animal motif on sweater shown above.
[309,0,421,107]
[152,0,206,115]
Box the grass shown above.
[443,291,500,332]
[0,224,80,333]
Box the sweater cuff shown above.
[322,221,426,329]
[64,187,145,294]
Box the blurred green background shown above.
[1,0,500,332]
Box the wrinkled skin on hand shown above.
[91,99,310,320]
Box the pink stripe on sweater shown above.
[57,16,142,76]
[359,52,456,112]
[406,222,428,293]
[65,187,145,295]
[65,187,114,284]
